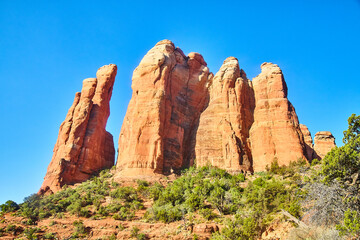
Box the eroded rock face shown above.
[249,63,307,171]
[314,131,336,159]
[116,40,211,175]
[39,64,117,194]
[300,124,316,161]
[195,57,254,172]
[116,41,336,175]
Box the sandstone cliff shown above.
[248,63,307,171]
[300,124,316,160]
[39,64,117,194]
[116,41,336,175]
[116,40,211,176]
[195,57,254,172]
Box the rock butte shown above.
[116,40,336,176]
[39,64,117,194]
[40,40,336,193]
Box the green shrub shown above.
[145,203,183,223]
[72,220,86,237]
[136,179,150,188]
[311,158,320,166]
[24,227,40,240]
[337,209,360,236]
[130,226,146,240]
[184,192,204,211]
[111,180,119,188]
[199,208,217,220]
[146,182,164,201]
[43,232,56,239]
[108,233,117,240]
[118,223,125,231]
[111,187,139,202]
[5,224,23,235]
[321,114,360,184]
[112,207,134,220]
[0,200,19,213]
[129,200,144,210]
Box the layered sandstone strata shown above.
[300,124,316,161]
[314,131,336,159]
[39,64,117,194]
[116,40,212,175]
[195,57,254,172]
[116,41,335,175]
[249,63,307,171]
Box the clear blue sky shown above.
[0,0,359,204]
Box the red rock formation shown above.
[116,40,211,175]
[249,63,307,171]
[314,131,336,159]
[300,124,316,161]
[195,57,254,172]
[39,64,117,194]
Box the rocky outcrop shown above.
[116,41,336,175]
[38,40,337,194]
[39,64,117,194]
[300,124,316,161]
[249,63,307,171]
[314,131,336,159]
[195,57,254,172]
[116,40,211,175]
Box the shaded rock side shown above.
[249,63,307,171]
[195,57,255,172]
[314,131,336,159]
[39,64,117,194]
[300,124,316,160]
[116,40,211,175]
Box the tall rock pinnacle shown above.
[249,63,307,171]
[39,64,117,194]
[116,40,212,175]
[195,57,255,172]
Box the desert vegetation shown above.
[1,114,359,239]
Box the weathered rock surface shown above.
[195,57,254,172]
[300,124,316,161]
[192,223,219,236]
[116,41,336,175]
[39,64,117,194]
[116,40,212,175]
[249,63,307,171]
[314,131,336,159]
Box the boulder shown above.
[193,223,219,235]
[39,64,117,194]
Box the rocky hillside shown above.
[0,162,315,240]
